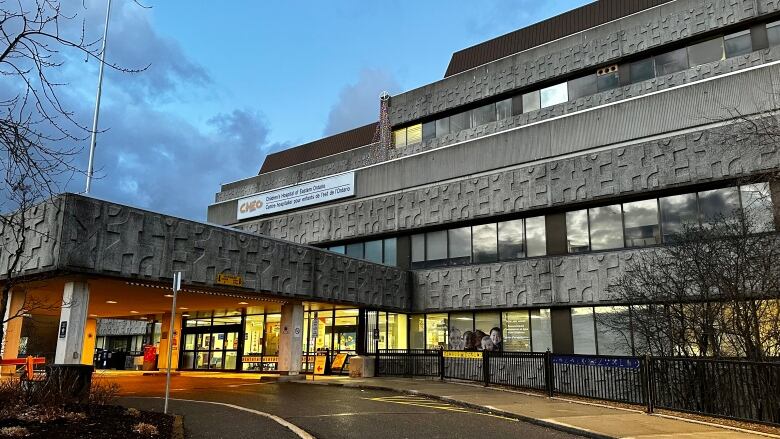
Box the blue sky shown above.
[50,0,591,220]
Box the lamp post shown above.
[163,272,181,414]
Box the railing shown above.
[375,350,780,426]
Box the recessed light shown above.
[106,300,117,304]
[89,314,98,317]
[182,313,190,317]
[140,317,148,320]
[130,311,139,314]
[179,307,188,310]
[238,302,248,305]
[164,294,174,298]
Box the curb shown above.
[171,415,184,439]
[292,380,612,439]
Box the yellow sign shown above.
[443,351,483,359]
[331,353,348,370]
[314,355,327,375]
[216,273,243,287]
[243,356,261,363]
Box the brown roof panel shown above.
[259,122,378,174]
[444,0,674,78]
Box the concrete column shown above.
[80,318,97,365]
[278,302,304,375]
[55,281,90,365]
[157,312,181,371]
[1,289,26,374]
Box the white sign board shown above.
[237,172,355,220]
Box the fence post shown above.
[643,353,654,414]
[483,351,490,387]
[439,348,444,381]
[545,350,554,397]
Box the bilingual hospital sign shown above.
[237,172,355,220]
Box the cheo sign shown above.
[236,172,355,220]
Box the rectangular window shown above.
[568,74,597,101]
[725,30,752,58]
[406,124,422,145]
[411,234,425,263]
[448,312,473,350]
[450,111,470,133]
[687,37,725,66]
[566,209,590,253]
[474,312,501,351]
[660,193,698,241]
[496,98,512,120]
[540,83,568,108]
[525,216,547,257]
[522,90,541,113]
[472,223,498,264]
[740,183,775,233]
[628,57,655,84]
[502,311,530,352]
[387,313,407,350]
[588,205,624,251]
[392,128,407,148]
[511,95,524,116]
[436,117,450,137]
[623,199,660,247]
[530,309,553,352]
[594,306,632,356]
[571,307,597,355]
[426,314,448,350]
[410,315,425,349]
[383,238,397,265]
[447,227,471,263]
[364,240,382,263]
[655,47,689,76]
[498,219,524,260]
[768,20,780,47]
[346,243,364,259]
[698,187,741,227]
[329,245,345,254]
[426,230,448,262]
[422,121,436,141]
[597,67,620,92]
[472,102,497,126]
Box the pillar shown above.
[1,289,26,374]
[157,312,181,371]
[278,302,304,375]
[551,308,574,354]
[80,318,97,365]
[55,281,90,365]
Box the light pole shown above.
[164,271,181,414]
[85,0,112,194]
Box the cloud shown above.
[323,68,400,135]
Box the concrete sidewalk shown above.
[295,376,778,439]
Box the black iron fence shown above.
[375,350,780,426]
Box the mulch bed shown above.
[0,404,174,438]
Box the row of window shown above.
[327,238,397,266]
[393,20,780,148]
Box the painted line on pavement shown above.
[364,396,518,421]
[130,397,315,439]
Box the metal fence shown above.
[375,350,780,426]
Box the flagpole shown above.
[85,0,112,194]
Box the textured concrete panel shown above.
[0,198,62,278]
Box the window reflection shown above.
[623,199,660,247]
[498,219,525,260]
[426,314,448,350]
[589,205,624,251]
[472,103,496,127]
[383,238,397,266]
[364,240,382,263]
[687,37,725,66]
[571,307,597,355]
[655,47,689,75]
[427,230,447,261]
[660,193,698,242]
[698,187,740,227]
[472,223,498,263]
[725,30,752,57]
[448,227,471,263]
[628,57,655,83]
[522,90,540,113]
[740,183,775,233]
[525,216,547,257]
[411,234,425,263]
[530,309,553,352]
[566,210,589,253]
[448,312,473,350]
[450,111,470,133]
[540,83,568,108]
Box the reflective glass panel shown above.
[387,313,408,350]
[426,314,448,350]
[264,314,281,356]
[525,216,547,257]
[588,205,624,251]
[522,90,540,113]
[725,30,752,57]
[243,315,264,355]
[472,103,496,126]
[698,187,740,227]
[422,121,436,141]
[411,234,425,262]
[383,238,397,265]
[346,243,364,259]
[687,37,725,66]
[566,210,590,253]
[410,315,425,349]
[531,309,553,353]
[540,83,568,108]
[597,69,620,91]
[472,223,497,264]
[329,245,345,254]
[623,199,660,247]
[660,193,698,241]
[594,306,632,356]
[450,111,470,132]
[448,312,473,350]
[426,230,448,262]
[496,98,512,120]
[364,240,382,263]
[567,74,597,101]
[498,219,525,260]
[447,227,471,262]
[571,307,597,355]
[769,21,780,47]
[502,311,530,352]
[392,128,406,148]
[655,47,689,75]
[406,124,422,145]
[436,117,450,137]
[629,57,655,83]
[740,183,775,232]
[475,312,501,352]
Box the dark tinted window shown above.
[472,223,498,263]
[655,48,689,75]
[623,199,660,247]
[597,70,620,92]
[436,117,450,137]
[450,111,470,133]
[629,58,655,83]
[687,37,724,66]
[411,234,425,262]
[511,95,524,116]
[472,103,496,126]
[329,245,345,254]
[422,121,436,141]
[767,21,780,46]
[426,231,448,261]
[568,74,598,100]
[346,243,364,259]
[383,238,397,265]
[364,240,382,263]
[725,30,752,57]
[660,193,698,241]
[496,98,512,120]
[498,219,525,260]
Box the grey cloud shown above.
[323,68,400,136]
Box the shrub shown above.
[132,422,158,436]
[124,407,141,417]
[0,426,29,437]
[89,380,120,405]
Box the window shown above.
[422,121,436,141]
[383,238,398,265]
[568,74,598,101]
[740,183,775,233]
[525,216,547,257]
[386,313,407,350]
[410,315,425,349]
[660,193,698,241]
[436,117,450,137]
[588,205,624,251]
[522,90,541,113]
[594,306,632,355]
[426,314,448,349]
[448,227,471,263]
[474,312,501,351]
[450,111,470,133]
[571,307,597,355]
[628,57,655,84]
[346,243,363,259]
[768,20,780,47]
[540,83,568,108]
[725,30,752,58]
[392,128,407,148]
[655,47,689,75]
[448,312,473,350]
[496,98,512,120]
[502,311,531,352]
[364,240,382,264]
[530,309,553,353]
[498,219,525,260]
[406,124,422,145]
[596,66,620,92]
[472,223,498,263]
[511,95,524,116]
[566,209,590,253]
[426,230,447,262]
[687,37,725,66]
[329,245,345,254]
[698,187,740,227]
[472,103,496,126]
[623,199,660,247]
[411,234,425,263]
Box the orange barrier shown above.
[1,356,46,380]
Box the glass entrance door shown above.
[181,330,240,370]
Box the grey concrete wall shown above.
[0,198,63,279]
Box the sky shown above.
[24,0,592,221]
